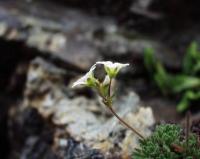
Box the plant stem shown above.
[108,106,145,139]
[99,77,145,139]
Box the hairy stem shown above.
[108,106,145,139]
[99,78,145,139]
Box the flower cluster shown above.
[72,61,129,106]
[72,61,129,88]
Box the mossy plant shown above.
[144,42,200,112]
[133,124,200,159]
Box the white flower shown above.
[72,61,129,88]
[96,61,129,78]
[72,65,97,88]
[102,75,110,85]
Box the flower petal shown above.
[72,64,96,88]
[102,75,110,85]
[96,61,129,78]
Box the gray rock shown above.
[0,1,116,70]
[20,136,59,159]
[57,138,105,159]
[98,33,181,69]
[131,0,162,19]
[21,57,155,158]
[0,0,181,72]
[24,57,68,117]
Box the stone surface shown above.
[141,97,182,123]
[0,0,183,73]
[97,33,181,69]
[0,96,10,159]
[56,138,104,159]
[11,57,155,158]
[131,0,161,19]
[0,0,117,71]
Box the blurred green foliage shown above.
[144,42,200,112]
[133,124,200,159]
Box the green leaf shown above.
[144,47,157,73]
[153,63,171,94]
[170,75,200,93]
[143,42,200,111]
[177,90,200,112]
[183,41,200,75]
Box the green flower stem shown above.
[107,105,145,139]
[96,78,144,139]
[105,79,145,140]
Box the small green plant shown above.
[144,42,200,112]
[72,61,144,139]
[133,124,200,159]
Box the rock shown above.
[16,57,155,158]
[23,57,68,118]
[141,97,182,123]
[97,33,130,57]
[0,1,116,71]
[20,134,59,159]
[42,0,134,17]
[131,0,161,19]
[56,138,104,159]
[8,103,57,159]
[0,96,10,159]
[0,0,184,74]
[98,33,181,69]
[21,107,45,137]
[0,0,179,73]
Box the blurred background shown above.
[0,0,200,158]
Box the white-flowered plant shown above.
[72,61,144,139]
